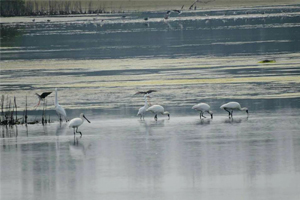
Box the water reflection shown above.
[55,122,68,136]
[223,117,249,124]
[69,137,86,159]
[0,111,299,199]
[196,119,212,125]
[138,119,166,136]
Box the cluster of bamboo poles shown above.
[0,95,51,126]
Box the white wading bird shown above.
[220,102,248,118]
[55,88,67,122]
[69,113,91,136]
[137,94,151,120]
[192,103,213,119]
[146,105,170,121]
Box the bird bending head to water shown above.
[146,105,170,121]
[192,103,213,119]
[69,113,91,137]
[220,102,248,118]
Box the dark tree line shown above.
[0,0,111,17]
[1,0,26,16]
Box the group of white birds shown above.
[36,88,91,136]
[137,93,170,121]
[193,101,249,119]
[136,90,249,121]
[36,89,248,136]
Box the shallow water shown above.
[1,5,300,200]
[1,111,300,200]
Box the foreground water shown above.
[1,111,300,200]
[1,5,300,200]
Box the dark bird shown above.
[35,92,52,107]
[166,5,184,18]
[144,17,149,21]
[259,59,276,63]
[135,90,157,95]
[189,0,215,10]
[166,9,182,15]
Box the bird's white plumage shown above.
[69,117,84,128]
[55,88,67,119]
[56,104,66,117]
[69,113,88,128]
[137,94,151,119]
[192,103,211,111]
[220,102,245,110]
[68,113,90,136]
[146,105,170,120]
[192,103,213,119]
[147,105,165,114]
[220,101,248,118]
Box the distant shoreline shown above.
[0,0,299,17]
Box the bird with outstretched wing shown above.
[134,90,157,95]
[35,92,52,107]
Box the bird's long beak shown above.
[83,115,91,123]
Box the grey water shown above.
[1,5,300,200]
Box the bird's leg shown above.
[154,114,157,121]
[76,127,82,137]
[73,128,76,135]
[199,112,202,119]
[230,111,233,118]
[224,108,231,118]
[35,100,40,108]
[201,112,206,118]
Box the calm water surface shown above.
[1,5,300,200]
[1,112,300,200]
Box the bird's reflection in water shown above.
[55,122,68,136]
[138,119,165,135]
[224,117,249,124]
[69,136,86,159]
[139,119,165,128]
[196,119,212,125]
